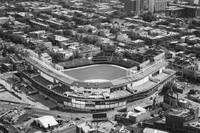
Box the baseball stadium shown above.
[20,50,175,112]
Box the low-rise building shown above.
[143,127,168,133]
[165,107,199,132]
[127,106,150,123]
[40,53,52,64]
[77,120,129,133]
[34,116,58,129]
[0,17,10,25]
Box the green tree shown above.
[141,12,156,22]
[2,49,7,57]
[160,81,178,96]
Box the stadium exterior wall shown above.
[20,71,175,112]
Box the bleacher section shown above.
[23,70,39,78]
[92,56,139,68]
[20,85,38,95]
[92,56,109,62]
[58,58,92,69]
[58,56,139,69]
[32,75,53,87]
[112,60,168,86]
[52,85,71,94]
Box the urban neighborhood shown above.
[0,0,200,133]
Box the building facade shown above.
[149,0,168,13]
[124,0,146,15]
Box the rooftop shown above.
[143,128,169,133]
[167,108,191,118]
[35,115,58,129]
[77,121,116,133]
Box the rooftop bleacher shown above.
[58,58,92,69]
[33,75,53,87]
[52,85,71,94]
[23,70,39,78]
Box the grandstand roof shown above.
[72,81,113,88]
[24,57,76,85]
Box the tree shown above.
[6,46,16,54]
[140,12,156,22]
[73,49,81,59]
[188,89,196,95]
[22,50,30,57]
[157,20,170,26]
[159,81,178,96]
[2,49,7,57]
[88,28,92,33]
[191,19,200,27]
[49,52,64,63]
[2,23,10,29]
[110,28,119,34]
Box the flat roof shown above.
[35,115,58,129]
[167,108,190,117]
[33,75,52,86]
[143,128,169,133]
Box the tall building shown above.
[183,0,200,5]
[194,0,200,5]
[124,0,145,15]
[143,0,149,10]
[149,0,155,13]
[148,0,168,13]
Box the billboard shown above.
[92,113,107,121]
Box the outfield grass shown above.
[63,64,128,82]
